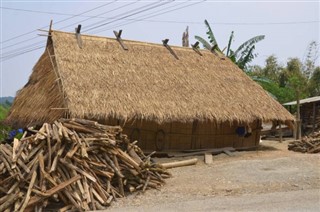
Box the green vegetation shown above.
[195,20,319,104]
[0,105,8,120]
[195,20,320,103]
[0,103,11,141]
[248,41,319,104]
[195,19,265,71]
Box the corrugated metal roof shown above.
[283,96,320,106]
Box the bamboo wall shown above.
[105,118,262,151]
[300,101,320,133]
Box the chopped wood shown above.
[0,118,170,211]
[288,130,320,153]
[161,158,198,169]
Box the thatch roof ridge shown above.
[51,30,215,53]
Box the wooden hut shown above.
[284,96,320,134]
[5,30,294,151]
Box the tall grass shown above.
[0,105,9,120]
[0,104,11,141]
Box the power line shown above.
[0,6,111,18]
[1,43,44,59]
[1,40,44,56]
[1,1,117,44]
[1,0,137,54]
[1,0,139,57]
[84,0,173,32]
[58,0,140,33]
[1,0,170,61]
[1,37,43,51]
[2,4,319,27]
[89,0,188,34]
[0,46,44,62]
[93,0,205,34]
[4,0,317,61]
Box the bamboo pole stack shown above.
[288,130,320,153]
[0,118,171,211]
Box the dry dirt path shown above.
[105,140,320,211]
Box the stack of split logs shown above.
[288,130,320,153]
[0,118,171,211]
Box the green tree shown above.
[195,19,265,71]
[308,67,320,96]
[263,55,281,82]
[285,58,309,139]
[302,41,318,79]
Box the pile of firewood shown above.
[0,118,171,211]
[288,130,320,153]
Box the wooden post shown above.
[312,102,316,133]
[296,94,301,140]
[191,120,198,149]
[289,105,292,113]
[279,122,283,143]
[204,153,213,164]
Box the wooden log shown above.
[59,159,96,182]
[50,145,65,173]
[1,144,30,173]
[0,192,23,212]
[142,175,150,192]
[26,140,45,162]
[45,124,52,171]
[103,154,124,178]
[27,175,81,205]
[308,145,320,153]
[161,158,198,169]
[113,154,124,196]
[0,154,14,176]
[12,138,20,162]
[19,171,37,212]
[89,183,96,211]
[0,119,171,211]
[127,146,143,164]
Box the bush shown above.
[0,104,11,141]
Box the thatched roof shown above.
[6,30,294,127]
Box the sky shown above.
[0,0,319,97]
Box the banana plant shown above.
[195,19,265,71]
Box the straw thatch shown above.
[6,30,294,128]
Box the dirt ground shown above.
[106,139,320,211]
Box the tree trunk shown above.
[296,92,301,140]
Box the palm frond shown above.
[251,76,272,83]
[234,35,265,58]
[237,45,255,70]
[195,35,212,50]
[226,31,234,57]
[204,20,218,47]
[221,46,227,53]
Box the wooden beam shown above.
[162,39,179,60]
[279,123,283,143]
[161,158,198,169]
[75,24,83,49]
[49,20,53,34]
[113,30,128,50]
[191,42,203,56]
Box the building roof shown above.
[5,30,294,127]
[283,96,320,106]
